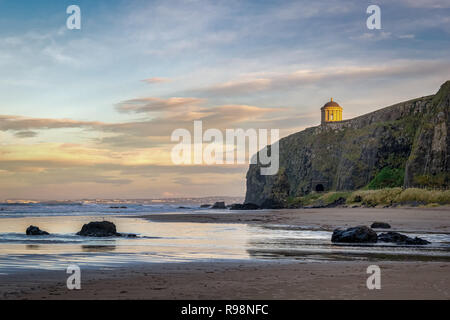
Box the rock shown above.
[370,222,391,229]
[200,204,211,208]
[26,225,49,236]
[229,203,260,210]
[229,203,243,210]
[76,221,119,237]
[377,232,430,245]
[331,226,378,243]
[211,202,226,209]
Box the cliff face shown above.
[245,81,450,207]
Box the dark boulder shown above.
[331,226,378,243]
[229,203,260,210]
[76,221,119,237]
[377,232,430,245]
[200,204,211,208]
[211,202,226,209]
[26,225,49,236]
[370,222,391,229]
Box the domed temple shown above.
[321,98,343,124]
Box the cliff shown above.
[245,81,450,207]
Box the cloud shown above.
[394,0,450,8]
[0,100,283,149]
[271,0,352,20]
[350,32,392,41]
[115,97,204,114]
[0,115,104,131]
[0,158,247,181]
[351,33,416,41]
[397,34,415,39]
[200,105,281,124]
[99,103,282,148]
[190,60,450,97]
[0,160,133,185]
[142,77,171,84]
[14,131,38,138]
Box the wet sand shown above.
[2,261,449,300]
[140,207,450,233]
[2,207,449,300]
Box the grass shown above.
[394,188,450,205]
[288,188,450,207]
[367,167,404,189]
[288,191,351,207]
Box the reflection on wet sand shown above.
[0,216,252,272]
[82,245,116,252]
[0,215,449,274]
[246,229,450,262]
[26,245,40,250]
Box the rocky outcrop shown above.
[245,81,450,206]
[331,227,430,245]
[211,202,226,209]
[307,197,346,209]
[404,81,450,187]
[377,232,430,245]
[26,226,49,236]
[77,221,119,237]
[229,203,260,210]
[370,222,391,229]
[331,226,378,243]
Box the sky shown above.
[0,0,449,200]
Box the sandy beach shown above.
[141,207,450,233]
[1,207,449,300]
[2,260,449,300]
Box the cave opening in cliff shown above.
[315,184,325,192]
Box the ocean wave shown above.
[0,202,204,217]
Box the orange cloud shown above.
[141,77,171,84]
[115,97,204,114]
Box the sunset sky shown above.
[0,0,449,200]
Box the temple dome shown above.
[321,98,343,123]
[321,98,341,109]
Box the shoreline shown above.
[138,206,450,233]
[2,260,449,300]
[1,206,449,300]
